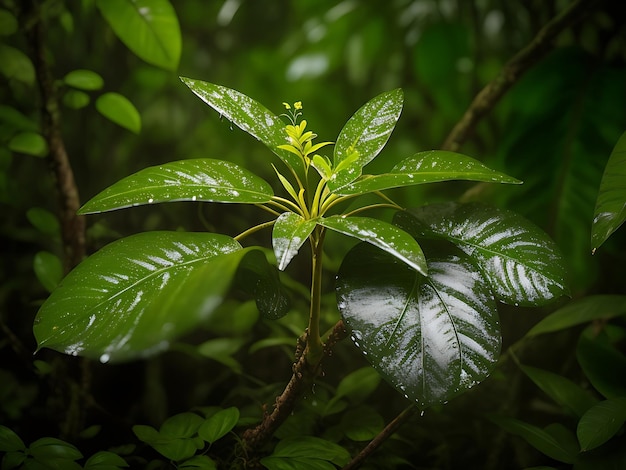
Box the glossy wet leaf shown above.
[335,150,522,195]
[180,78,301,173]
[34,232,250,363]
[329,89,403,192]
[591,130,626,252]
[83,451,129,469]
[234,249,290,320]
[337,243,500,408]
[319,215,427,275]
[489,415,577,464]
[527,295,626,336]
[29,437,83,461]
[520,364,597,417]
[33,251,63,293]
[577,397,626,451]
[272,212,317,270]
[198,407,239,444]
[79,158,273,214]
[63,69,104,91]
[96,0,181,71]
[96,92,141,133]
[396,202,569,306]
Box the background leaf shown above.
[527,295,626,336]
[63,69,104,91]
[329,88,403,191]
[96,0,181,70]
[8,131,48,157]
[577,330,626,399]
[79,158,273,214]
[335,150,521,195]
[591,130,626,252]
[198,407,239,444]
[320,215,427,275]
[95,92,141,133]
[0,44,35,84]
[396,202,570,306]
[337,243,500,408]
[34,232,246,362]
[577,397,626,451]
[180,78,301,173]
[33,251,63,293]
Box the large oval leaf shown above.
[336,242,500,409]
[591,130,626,252]
[272,212,317,271]
[180,78,300,174]
[95,92,141,134]
[335,150,522,195]
[320,215,427,275]
[34,232,250,362]
[96,0,181,71]
[577,397,626,451]
[329,89,403,192]
[395,202,569,306]
[79,158,273,214]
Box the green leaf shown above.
[27,208,60,237]
[178,455,217,469]
[0,44,35,84]
[196,337,244,372]
[489,415,577,464]
[63,69,104,91]
[329,88,403,192]
[0,9,18,36]
[33,232,246,362]
[96,92,141,133]
[28,437,83,461]
[260,437,350,470]
[319,215,427,275]
[8,132,48,157]
[79,158,273,214]
[333,366,381,404]
[198,407,239,444]
[577,397,626,451]
[591,130,626,252]
[83,451,129,469]
[160,412,204,438]
[180,78,300,173]
[0,425,26,452]
[0,105,37,132]
[33,251,63,293]
[335,150,522,195]
[339,406,384,441]
[234,249,290,320]
[272,212,317,271]
[520,364,597,417]
[527,295,626,336]
[96,0,181,71]
[133,424,199,462]
[337,244,500,408]
[577,331,626,399]
[396,202,570,306]
[63,90,90,109]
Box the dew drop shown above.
[99,353,110,364]
[420,410,425,417]
[191,195,197,201]
[148,198,154,204]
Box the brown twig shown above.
[242,320,347,452]
[22,1,86,272]
[343,405,418,470]
[441,0,602,152]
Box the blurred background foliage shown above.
[1,0,626,468]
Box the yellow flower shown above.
[294,101,302,110]
[282,102,291,110]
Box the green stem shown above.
[343,202,403,217]
[234,220,276,242]
[305,226,326,366]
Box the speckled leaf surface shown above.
[272,212,317,271]
[335,150,522,195]
[336,243,500,409]
[329,89,403,192]
[79,159,273,214]
[180,78,300,172]
[33,232,259,363]
[592,130,626,252]
[319,215,427,275]
[395,203,569,306]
